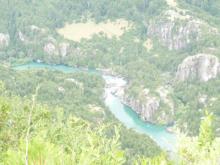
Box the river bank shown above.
[13,62,176,152]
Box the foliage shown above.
[183,0,220,16]
[130,112,220,165]
[0,69,162,163]
[173,79,220,135]
[134,153,172,165]
[178,112,220,165]
[198,111,215,148]
[0,1,220,163]
[0,94,126,164]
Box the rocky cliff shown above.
[59,42,70,57]
[147,19,200,50]
[121,86,174,124]
[107,77,163,123]
[0,33,10,49]
[43,41,70,57]
[124,94,160,123]
[44,42,58,55]
[176,54,220,82]
[147,0,219,51]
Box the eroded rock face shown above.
[148,20,200,50]
[0,33,10,48]
[18,31,29,43]
[157,86,174,114]
[44,42,57,55]
[18,31,25,42]
[30,25,46,34]
[198,94,208,105]
[59,42,70,57]
[124,92,160,122]
[176,54,220,82]
[30,25,41,31]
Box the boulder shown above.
[176,54,220,82]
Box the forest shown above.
[0,0,220,164]
[1,83,220,164]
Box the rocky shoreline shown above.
[103,74,175,130]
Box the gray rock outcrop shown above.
[30,25,46,34]
[148,20,200,50]
[59,42,70,57]
[0,33,10,49]
[43,42,58,55]
[176,54,220,82]
[123,89,160,122]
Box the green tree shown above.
[134,153,172,165]
[0,81,5,93]
[7,6,17,45]
[178,112,220,165]
[198,111,215,148]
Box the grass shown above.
[57,19,132,42]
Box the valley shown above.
[0,0,220,164]
[14,62,176,152]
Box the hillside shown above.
[0,0,220,164]
[1,86,220,164]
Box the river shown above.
[14,62,176,152]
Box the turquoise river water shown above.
[14,62,176,152]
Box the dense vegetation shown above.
[173,79,220,135]
[0,66,105,121]
[0,90,126,164]
[0,0,219,135]
[1,0,220,163]
[0,84,219,164]
[0,67,162,163]
[182,0,220,16]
